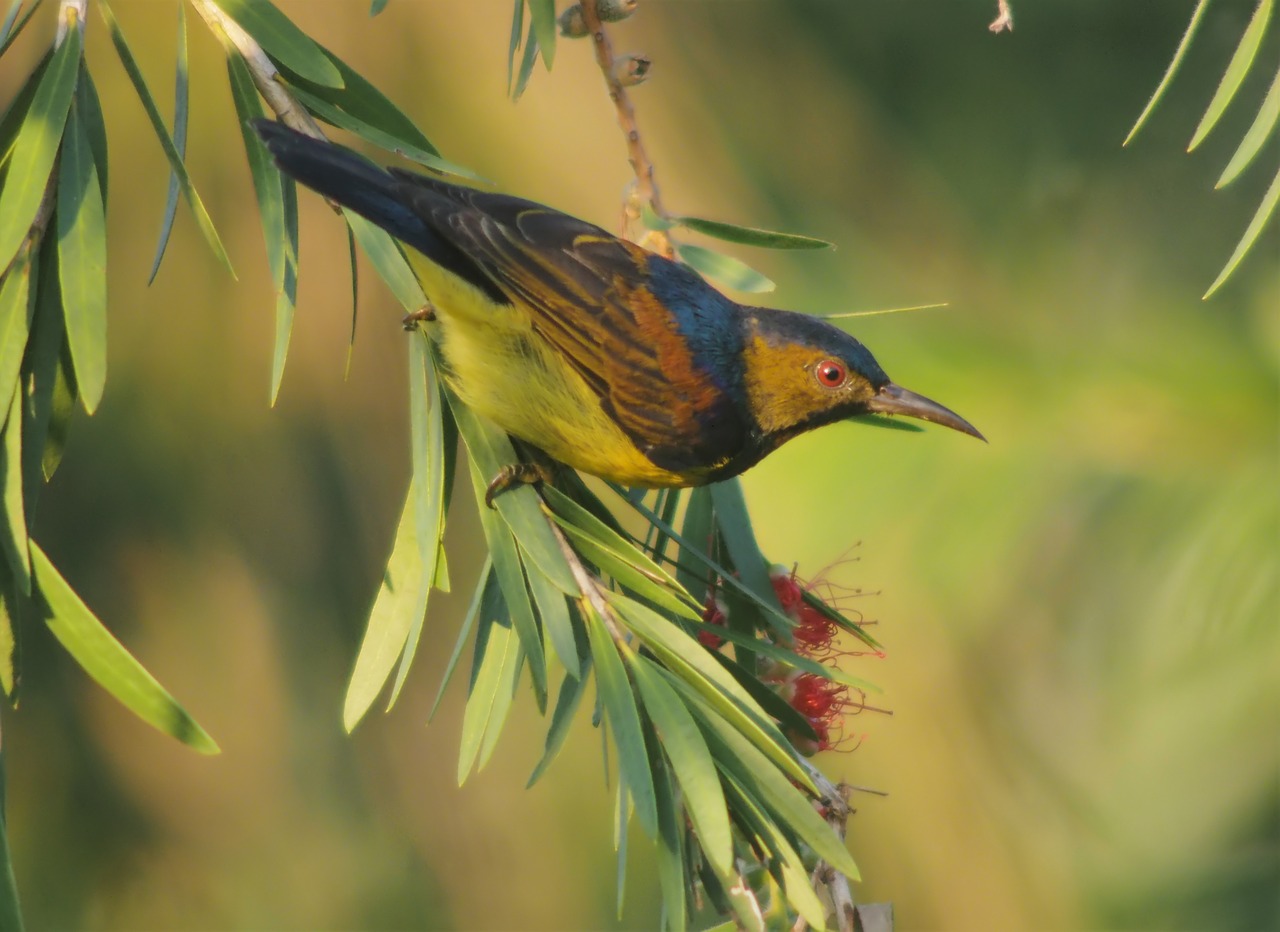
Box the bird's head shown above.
[738,307,984,449]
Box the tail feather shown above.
[252,119,505,303]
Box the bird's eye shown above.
[814,359,847,389]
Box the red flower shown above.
[698,594,727,650]
[789,672,850,752]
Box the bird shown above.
[253,120,983,491]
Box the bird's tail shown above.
[252,118,437,255]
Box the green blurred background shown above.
[2,1,1277,928]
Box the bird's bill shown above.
[862,382,985,441]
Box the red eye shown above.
[814,359,847,389]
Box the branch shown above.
[798,757,857,932]
[189,0,325,138]
[578,0,672,256]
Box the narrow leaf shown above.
[42,321,76,481]
[344,224,358,379]
[468,458,547,707]
[676,486,713,603]
[1188,0,1274,151]
[147,1,188,283]
[369,0,388,14]
[0,257,33,435]
[512,21,539,101]
[506,0,524,93]
[429,561,492,721]
[527,662,590,787]
[685,689,860,880]
[215,0,343,88]
[0,22,79,272]
[341,480,428,732]
[610,593,814,792]
[528,0,556,69]
[457,608,519,784]
[710,478,788,638]
[1124,0,1211,146]
[98,0,235,276]
[543,484,699,611]
[557,520,701,621]
[446,389,576,593]
[524,547,580,678]
[676,243,774,294]
[1,387,29,597]
[0,0,24,46]
[585,609,658,838]
[19,242,60,526]
[0,50,50,168]
[676,216,832,250]
[652,758,688,932]
[1217,66,1280,187]
[76,67,108,205]
[56,94,108,414]
[31,542,218,752]
[1204,161,1280,298]
[631,654,733,877]
[344,212,425,311]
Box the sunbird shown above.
[255,121,982,490]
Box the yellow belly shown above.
[405,252,687,487]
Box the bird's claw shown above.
[484,462,552,508]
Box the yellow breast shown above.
[404,252,687,487]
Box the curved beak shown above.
[863,383,985,441]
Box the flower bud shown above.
[558,0,638,38]
[612,54,651,87]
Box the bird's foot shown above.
[402,304,437,330]
[485,462,552,508]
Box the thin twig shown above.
[548,514,628,642]
[989,0,1014,33]
[797,758,858,932]
[189,0,325,138]
[578,0,672,256]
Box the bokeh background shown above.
[2,1,1277,929]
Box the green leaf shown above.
[1,387,29,598]
[527,662,590,787]
[1123,0,1211,146]
[457,603,519,784]
[710,478,789,654]
[651,757,688,932]
[506,0,524,94]
[446,389,577,593]
[0,49,50,168]
[585,608,658,838]
[42,321,76,481]
[609,593,814,792]
[0,566,23,701]
[675,243,774,294]
[684,687,860,880]
[341,480,429,732]
[0,22,79,272]
[528,0,556,69]
[147,1,188,284]
[0,257,33,439]
[98,0,235,277]
[468,457,547,709]
[56,94,108,415]
[31,542,219,753]
[0,740,21,930]
[720,772,828,929]
[391,335,449,702]
[512,21,539,101]
[557,520,701,621]
[1204,162,1280,299]
[708,650,821,744]
[215,0,343,88]
[19,242,59,531]
[285,85,477,180]
[543,484,699,614]
[675,216,832,250]
[343,211,425,312]
[369,0,388,14]
[630,654,733,877]
[676,486,713,604]
[0,0,41,56]
[273,42,433,154]
[0,0,25,47]
[75,66,108,206]
[1188,0,1274,151]
[344,224,358,378]
[1217,66,1280,187]
[228,53,299,402]
[429,561,492,721]
[524,546,580,678]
